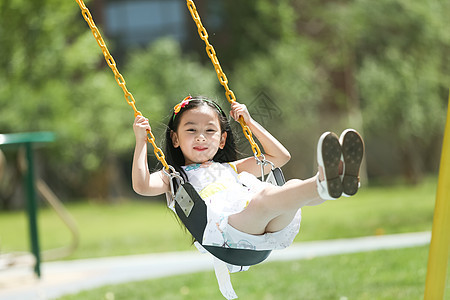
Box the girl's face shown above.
[171,105,227,165]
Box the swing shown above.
[75,0,285,267]
[172,161,285,266]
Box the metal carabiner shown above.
[163,165,185,200]
[254,153,267,181]
[254,153,277,181]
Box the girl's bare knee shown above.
[250,185,279,214]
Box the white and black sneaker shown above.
[316,132,343,200]
[339,129,364,196]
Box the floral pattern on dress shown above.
[182,161,301,250]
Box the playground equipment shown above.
[424,92,450,300]
[0,132,79,278]
[75,1,287,297]
[75,0,281,267]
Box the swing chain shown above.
[76,0,262,169]
[186,0,262,159]
[75,0,170,171]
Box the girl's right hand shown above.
[230,101,252,124]
[133,115,151,141]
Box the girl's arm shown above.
[230,102,291,177]
[132,116,170,196]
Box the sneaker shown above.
[339,129,364,196]
[316,132,343,200]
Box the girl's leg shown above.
[265,179,327,232]
[228,176,322,235]
[228,131,346,235]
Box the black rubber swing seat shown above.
[173,167,286,267]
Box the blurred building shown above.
[91,0,225,54]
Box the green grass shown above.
[57,245,450,300]
[300,176,437,240]
[0,199,192,259]
[0,177,438,259]
[2,176,449,299]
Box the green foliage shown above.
[230,38,327,177]
[122,38,219,126]
[220,0,297,65]
[343,0,450,138]
[359,50,445,140]
[0,2,219,197]
[1,0,449,201]
[228,0,449,181]
[348,0,450,180]
[232,38,324,131]
[0,0,125,188]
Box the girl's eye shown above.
[186,129,196,132]
[207,129,217,133]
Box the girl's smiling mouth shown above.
[194,146,208,151]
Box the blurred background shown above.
[1,0,449,209]
[0,1,449,298]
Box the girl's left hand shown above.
[230,101,252,124]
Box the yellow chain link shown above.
[76,0,262,165]
[186,0,262,158]
[75,0,170,171]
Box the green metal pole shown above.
[24,142,41,278]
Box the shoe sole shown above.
[318,132,343,199]
[340,129,364,196]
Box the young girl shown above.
[132,95,364,298]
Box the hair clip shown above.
[173,96,193,119]
[172,96,224,121]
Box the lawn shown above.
[1,176,449,299]
[57,245,450,300]
[0,177,439,259]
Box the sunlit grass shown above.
[0,177,438,260]
[57,245,450,300]
[2,176,447,299]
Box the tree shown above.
[213,0,297,68]
[224,0,449,183]
[0,0,124,201]
[349,0,450,183]
[0,0,218,205]
[230,38,327,178]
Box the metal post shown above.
[424,93,450,299]
[24,142,41,278]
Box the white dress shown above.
[181,161,302,251]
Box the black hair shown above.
[164,96,238,181]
